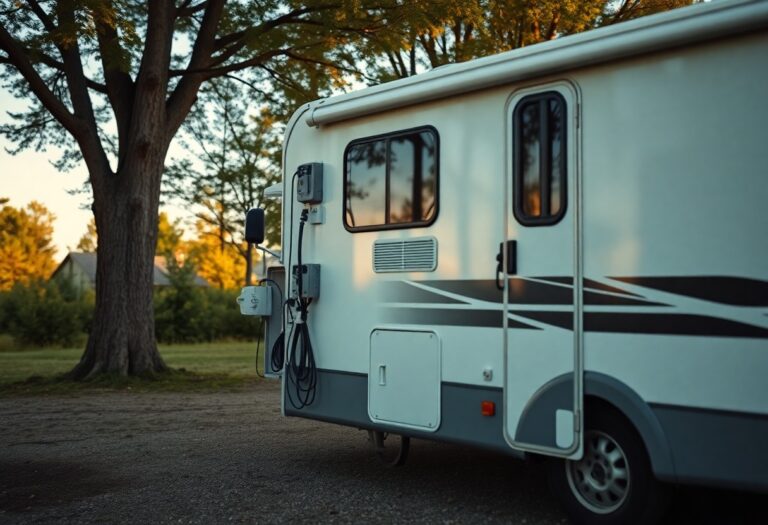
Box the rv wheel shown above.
[367,430,410,467]
[547,405,669,525]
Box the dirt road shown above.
[1,382,765,524]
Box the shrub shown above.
[0,279,92,347]
[153,258,261,344]
[0,261,261,348]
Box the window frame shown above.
[512,91,568,227]
[343,125,440,233]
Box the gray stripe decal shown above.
[611,276,768,307]
[537,276,644,297]
[382,308,540,330]
[584,312,768,339]
[417,278,665,307]
[380,308,768,339]
[381,281,467,304]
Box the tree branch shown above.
[131,0,175,142]
[209,6,325,62]
[53,5,111,177]
[176,1,207,18]
[27,0,57,32]
[28,50,108,93]
[166,0,225,136]
[222,74,279,104]
[0,25,80,137]
[168,48,287,79]
[257,63,312,97]
[283,50,362,77]
[93,0,136,166]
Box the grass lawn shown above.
[0,341,264,394]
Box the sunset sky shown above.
[0,89,189,260]
[0,89,92,258]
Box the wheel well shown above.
[582,373,677,482]
[583,396,642,439]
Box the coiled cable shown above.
[285,209,317,409]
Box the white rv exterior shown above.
[255,0,768,521]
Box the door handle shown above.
[495,240,517,290]
[378,364,386,386]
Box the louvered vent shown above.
[373,237,437,273]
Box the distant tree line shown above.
[1,198,257,293]
[0,198,260,348]
[0,272,261,349]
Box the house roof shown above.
[51,252,209,287]
[66,252,98,285]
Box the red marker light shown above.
[481,401,496,417]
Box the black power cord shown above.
[255,317,265,378]
[270,331,285,372]
[255,278,285,375]
[254,172,298,378]
[255,170,317,408]
[285,208,317,409]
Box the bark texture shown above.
[71,157,168,379]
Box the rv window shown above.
[344,127,438,231]
[513,92,566,226]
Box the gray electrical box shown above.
[296,163,323,204]
[236,285,272,316]
[291,264,320,299]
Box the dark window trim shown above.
[513,92,567,227]
[343,125,440,233]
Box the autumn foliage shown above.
[0,199,57,291]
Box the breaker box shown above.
[291,264,320,300]
[296,163,323,204]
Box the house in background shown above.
[51,252,208,293]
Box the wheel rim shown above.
[565,430,630,514]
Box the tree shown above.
[186,217,245,290]
[156,212,184,257]
[0,1,395,379]
[0,199,57,290]
[359,0,695,82]
[165,78,281,285]
[76,218,98,252]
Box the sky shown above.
[0,90,93,259]
[0,89,189,261]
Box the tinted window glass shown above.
[513,92,567,226]
[389,132,437,224]
[346,141,387,227]
[520,101,541,217]
[549,98,563,216]
[345,128,438,231]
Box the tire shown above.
[367,430,410,467]
[547,404,669,525]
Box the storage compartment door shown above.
[368,329,441,432]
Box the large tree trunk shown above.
[70,152,168,379]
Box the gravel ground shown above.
[1,382,765,524]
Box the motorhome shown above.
[238,1,768,522]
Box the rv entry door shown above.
[502,82,582,459]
